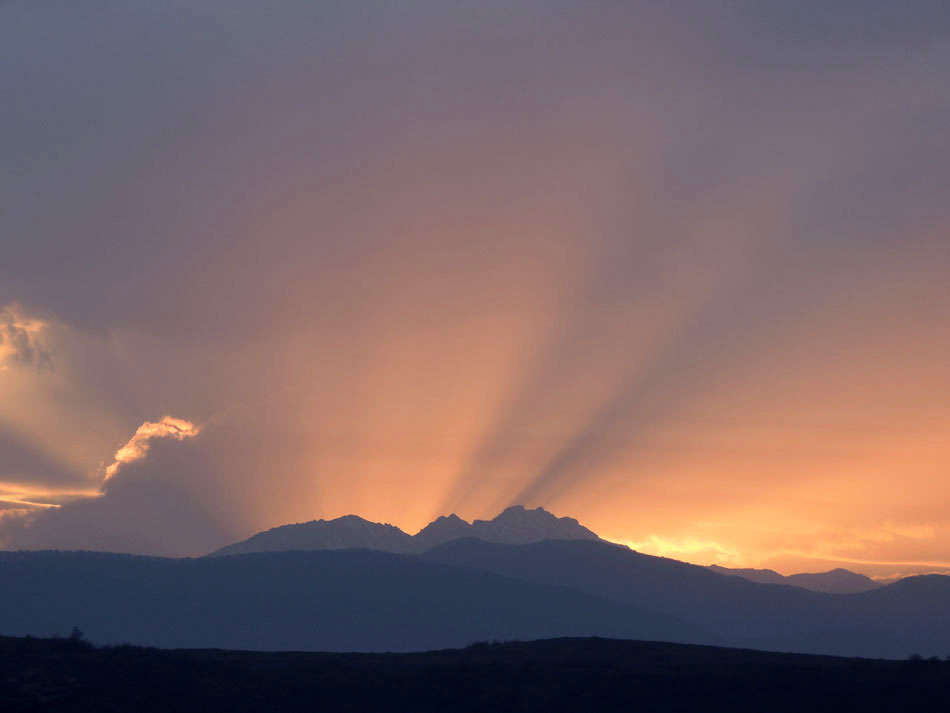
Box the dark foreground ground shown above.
[2,635,950,712]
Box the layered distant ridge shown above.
[708,565,882,594]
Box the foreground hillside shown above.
[3,635,949,713]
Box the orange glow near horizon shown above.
[2,230,947,577]
[0,2,948,575]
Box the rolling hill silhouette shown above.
[6,635,950,712]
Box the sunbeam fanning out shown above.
[0,0,948,580]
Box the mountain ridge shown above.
[0,548,705,651]
[208,509,888,593]
[208,505,599,557]
[2,543,949,658]
[419,537,950,658]
[708,564,883,594]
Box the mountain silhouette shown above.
[5,510,949,658]
[708,564,883,594]
[469,505,599,544]
[420,538,950,658]
[210,515,416,557]
[413,513,475,550]
[0,549,704,651]
[208,505,598,557]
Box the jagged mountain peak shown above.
[413,513,474,549]
[471,505,599,545]
[483,505,541,522]
[208,506,600,557]
[210,515,415,557]
[424,513,468,526]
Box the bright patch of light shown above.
[619,534,742,565]
[103,416,200,482]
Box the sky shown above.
[1,0,948,578]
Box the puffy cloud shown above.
[103,417,200,482]
[0,416,198,518]
[0,416,209,553]
[1,416,212,554]
[0,410,320,556]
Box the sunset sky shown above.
[1,1,948,578]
